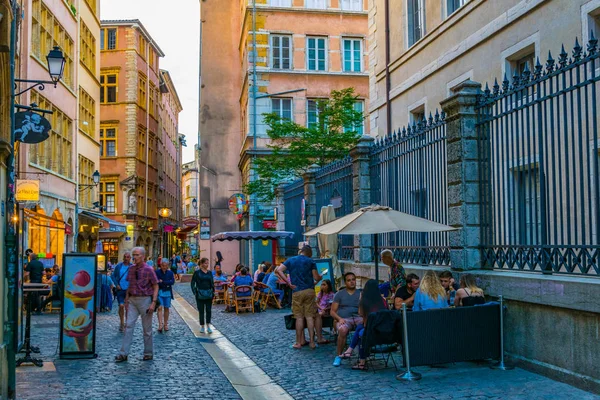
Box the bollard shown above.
[396,303,421,381]
[491,295,514,370]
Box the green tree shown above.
[245,88,364,201]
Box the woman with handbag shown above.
[191,257,215,333]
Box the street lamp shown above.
[192,198,198,210]
[15,46,66,96]
[159,207,173,218]
[78,170,100,191]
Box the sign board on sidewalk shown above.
[59,254,98,359]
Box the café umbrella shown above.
[304,205,458,281]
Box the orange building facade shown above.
[99,20,182,263]
[199,0,369,270]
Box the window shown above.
[407,0,425,47]
[307,99,325,130]
[148,133,156,167]
[139,35,147,59]
[29,91,73,178]
[186,185,191,198]
[138,129,146,161]
[78,156,94,208]
[31,0,75,88]
[149,49,155,71]
[307,37,327,71]
[344,101,364,135]
[138,74,147,109]
[100,181,116,213]
[84,0,97,16]
[270,0,292,6]
[517,168,541,245]
[271,98,293,120]
[100,28,117,50]
[185,204,190,217]
[515,53,534,77]
[100,126,117,157]
[306,0,326,9]
[447,0,467,16]
[80,21,96,72]
[340,0,362,11]
[271,35,292,70]
[100,73,117,103]
[149,83,157,118]
[343,39,362,72]
[79,87,95,137]
[410,104,425,125]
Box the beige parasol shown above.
[305,205,458,281]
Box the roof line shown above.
[100,19,166,57]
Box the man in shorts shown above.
[275,245,322,349]
[331,272,362,366]
[112,252,132,332]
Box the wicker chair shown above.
[233,285,254,314]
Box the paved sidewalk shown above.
[175,284,598,400]
[17,304,241,400]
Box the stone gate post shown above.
[350,135,375,263]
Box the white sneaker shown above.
[199,326,205,334]
[207,326,213,334]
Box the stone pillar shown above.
[440,80,482,271]
[350,136,375,263]
[302,164,319,250]
[275,183,286,259]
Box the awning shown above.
[24,208,66,229]
[211,231,294,242]
[80,210,127,233]
[176,225,196,239]
[99,231,125,239]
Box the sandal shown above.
[143,355,153,361]
[340,349,353,359]
[352,362,368,371]
[119,325,125,333]
[164,325,169,331]
[158,328,163,333]
[291,344,303,350]
[114,355,128,363]
[317,339,330,345]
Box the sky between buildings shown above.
[101,0,200,164]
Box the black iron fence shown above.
[477,35,600,275]
[369,112,450,265]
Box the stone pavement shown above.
[174,283,598,400]
[17,302,241,400]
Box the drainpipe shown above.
[145,35,151,249]
[384,0,392,134]
[249,0,258,272]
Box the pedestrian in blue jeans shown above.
[111,252,132,332]
[156,260,175,333]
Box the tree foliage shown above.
[245,88,364,201]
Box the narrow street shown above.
[16,284,598,400]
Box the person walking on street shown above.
[191,257,214,334]
[275,245,322,349]
[170,254,181,281]
[115,247,159,363]
[112,252,132,332]
[156,259,175,333]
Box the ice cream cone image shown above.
[74,336,88,352]
[65,270,95,309]
[63,308,93,352]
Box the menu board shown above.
[59,254,97,359]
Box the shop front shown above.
[24,207,68,266]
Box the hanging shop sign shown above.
[183,218,200,228]
[15,179,40,202]
[14,111,52,144]
[60,253,98,359]
[263,220,277,230]
[228,193,248,215]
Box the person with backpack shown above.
[112,252,132,332]
[170,254,181,281]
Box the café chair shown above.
[233,285,254,314]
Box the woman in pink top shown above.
[314,279,335,345]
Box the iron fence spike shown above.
[546,50,555,73]
[573,37,582,61]
[493,78,500,95]
[588,30,598,55]
[559,44,568,68]
[502,73,510,92]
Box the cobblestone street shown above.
[15,284,599,400]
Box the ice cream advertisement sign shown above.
[60,254,98,359]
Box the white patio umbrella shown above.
[317,205,340,285]
[304,205,458,281]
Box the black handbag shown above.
[196,289,213,300]
[284,314,296,330]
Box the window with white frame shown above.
[307,37,327,71]
[447,0,467,16]
[270,0,292,6]
[344,101,364,135]
[271,35,292,70]
[306,0,327,9]
[409,104,425,125]
[342,38,362,72]
[340,0,362,11]
[407,0,425,47]
[307,99,325,130]
[271,98,293,120]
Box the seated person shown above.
[213,265,228,284]
[263,270,284,301]
[394,273,420,311]
[454,274,486,307]
[314,279,335,344]
[331,272,362,367]
[256,265,267,284]
[42,268,54,284]
[439,270,460,305]
[229,264,243,283]
[232,267,253,297]
[262,265,274,283]
[412,270,448,311]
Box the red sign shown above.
[263,220,277,230]
[64,224,73,235]
[163,225,174,233]
[183,218,199,228]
